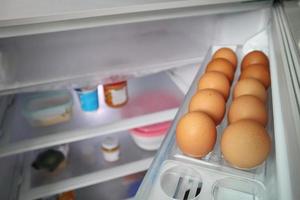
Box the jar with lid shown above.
[101,136,120,162]
[103,81,128,108]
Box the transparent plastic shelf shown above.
[0,71,183,157]
[74,171,146,200]
[20,131,154,200]
[35,171,146,200]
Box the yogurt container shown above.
[75,86,99,112]
[101,136,120,162]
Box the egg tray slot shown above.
[165,45,274,181]
[149,160,266,200]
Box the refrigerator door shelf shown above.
[136,45,276,199]
[19,130,154,200]
[167,46,273,181]
[0,71,183,158]
[150,160,266,200]
[0,0,272,38]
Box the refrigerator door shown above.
[271,3,300,200]
[135,4,300,200]
[281,0,300,55]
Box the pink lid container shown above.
[131,121,171,137]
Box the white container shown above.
[22,90,73,127]
[130,121,171,151]
[101,136,120,162]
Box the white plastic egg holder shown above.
[141,46,275,200]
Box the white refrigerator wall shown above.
[0,8,269,94]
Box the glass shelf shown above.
[0,71,183,157]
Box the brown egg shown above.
[198,71,230,100]
[233,78,267,103]
[206,58,235,82]
[221,119,271,169]
[176,112,217,158]
[241,50,269,70]
[240,64,271,89]
[243,62,269,73]
[228,95,268,126]
[189,89,226,125]
[212,48,238,69]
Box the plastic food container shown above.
[130,121,171,150]
[22,90,73,127]
[75,86,99,112]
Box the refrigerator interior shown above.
[0,71,184,200]
[0,4,298,200]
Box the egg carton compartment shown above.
[164,45,275,181]
[149,160,266,200]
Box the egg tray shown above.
[163,45,274,183]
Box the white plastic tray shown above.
[139,46,275,200]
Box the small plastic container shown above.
[101,136,120,162]
[22,90,73,127]
[75,86,99,111]
[103,81,128,108]
[130,121,171,151]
